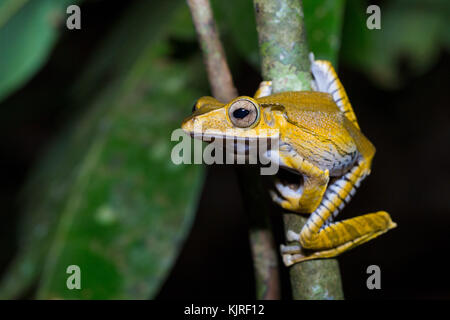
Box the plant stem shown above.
[186,0,237,102]
[187,0,280,299]
[235,166,280,299]
[253,0,344,300]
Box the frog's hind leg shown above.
[281,216,394,266]
[309,53,360,130]
[282,159,397,266]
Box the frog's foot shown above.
[281,222,396,266]
[281,248,343,266]
[308,52,360,129]
[281,229,351,266]
[286,229,301,242]
[254,81,273,98]
[309,52,319,91]
[280,235,305,267]
[269,179,303,212]
[281,237,325,266]
[280,230,321,266]
[280,246,305,266]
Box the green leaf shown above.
[341,0,450,88]
[0,0,206,299]
[211,0,345,70]
[0,0,78,102]
[303,0,346,66]
[212,0,260,68]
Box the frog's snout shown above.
[181,115,196,134]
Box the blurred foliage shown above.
[1,0,446,105]
[213,0,449,88]
[341,0,450,88]
[212,0,345,68]
[303,0,346,66]
[0,0,205,299]
[0,0,79,102]
[0,0,447,299]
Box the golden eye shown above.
[228,99,259,128]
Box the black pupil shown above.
[233,108,250,119]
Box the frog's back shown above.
[264,91,375,158]
[257,91,346,136]
[257,91,374,175]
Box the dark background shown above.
[1,0,449,299]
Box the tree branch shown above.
[187,0,280,299]
[253,0,344,300]
[186,0,237,102]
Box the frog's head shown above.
[181,96,286,143]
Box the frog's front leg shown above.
[270,151,329,213]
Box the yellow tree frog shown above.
[181,55,396,266]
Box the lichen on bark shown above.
[253,0,344,300]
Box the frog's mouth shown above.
[188,132,280,156]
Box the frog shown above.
[181,54,397,266]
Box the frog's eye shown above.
[228,98,259,128]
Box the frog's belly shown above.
[276,141,359,177]
[311,148,359,176]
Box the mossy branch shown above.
[187,0,280,299]
[253,0,344,300]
